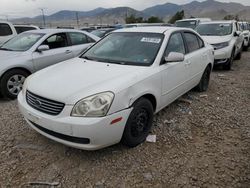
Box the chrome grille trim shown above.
[26,90,65,116]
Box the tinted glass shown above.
[42,33,68,49]
[82,32,164,66]
[0,23,13,36]
[184,32,200,53]
[165,33,185,56]
[176,21,197,29]
[196,23,233,36]
[14,26,37,34]
[69,32,88,45]
[1,33,44,51]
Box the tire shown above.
[0,69,29,99]
[196,65,211,92]
[121,98,154,148]
[223,49,235,70]
[243,44,249,51]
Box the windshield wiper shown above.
[0,47,13,51]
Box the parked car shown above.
[91,28,116,38]
[196,20,244,70]
[238,21,250,51]
[175,18,211,29]
[123,23,172,28]
[0,29,100,99]
[14,25,40,34]
[18,27,214,150]
[0,21,17,46]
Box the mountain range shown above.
[12,0,250,27]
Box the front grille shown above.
[26,90,65,116]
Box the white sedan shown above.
[18,27,214,150]
[0,29,99,99]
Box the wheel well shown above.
[207,63,212,70]
[0,68,31,80]
[136,94,157,112]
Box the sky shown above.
[0,0,249,19]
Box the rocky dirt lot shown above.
[0,50,249,188]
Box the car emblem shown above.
[34,99,42,107]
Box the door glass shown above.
[42,33,68,49]
[184,33,200,53]
[69,32,88,45]
[165,33,185,56]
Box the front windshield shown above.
[81,32,164,66]
[91,30,106,38]
[1,32,44,51]
[176,21,197,29]
[196,23,232,36]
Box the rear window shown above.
[14,26,37,34]
[0,23,13,36]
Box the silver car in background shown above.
[0,29,100,99]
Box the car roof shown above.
[24,28,87,35]
[112,26,189,34]
[199,20,235,24]
[176,18,211,22]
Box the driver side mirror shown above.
[37,45,49,52]
[165,52,185,63]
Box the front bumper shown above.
[213,46,232,60]
[18,92,132,150]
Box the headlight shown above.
[212,42,229,50]
[71,92,114,117]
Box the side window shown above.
[184,32,200,53]
[69,32,88,45]
[165,33,185,56]
[0,23,13,36]
[197,37,204,48]
[87,36,96,43]
[42,33,68,49]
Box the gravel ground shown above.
[0,50,249,188]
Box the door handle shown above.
[65,50,72,54]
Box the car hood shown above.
[0,50,24,60]
[202,35,232,45]
[26,58,147,104]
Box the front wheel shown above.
[121,98,154,148]
[0,69,29,99]
[223,49,235,70]
[196,65,211,92]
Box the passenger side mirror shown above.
[234,31,241,37]
[165,52,185,63]
[37,45,49,52]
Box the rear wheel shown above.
[196,65,211,92]
[122,98,154,147]
[0,69,29,99]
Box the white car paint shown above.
[18,27,214,150]
[197,20,244,66]
[239,21,250,48]
[0,29,99,93]
[0,21,17,46]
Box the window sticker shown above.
[141,37,161,44]
[219,24,230,27]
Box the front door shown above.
[32,33,74,71]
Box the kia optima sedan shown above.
[18,27,214,150]
[0,29,99,99]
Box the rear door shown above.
[67,32,96,56]
[32,32,74,71]
[183,32,208,87]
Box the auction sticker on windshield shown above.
[141,37,161,44]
